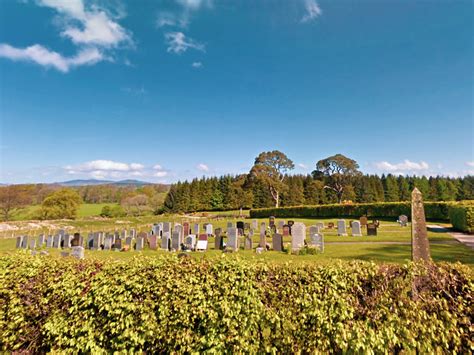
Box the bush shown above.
[36,189,82,220]
[100,205,125,218]
[0,255,472,352]
[250,202,452,221]
[449,203,474,234]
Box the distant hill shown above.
[58,179,154,187]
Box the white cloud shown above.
[0,0,131,72]
[0,44,103,72]
[297,163,308,169]
[197,163,209,172]
[154,171,168,178]
[165,32,205,54]
[153,164,163,170]
[37,0,132,48]
[301,0,322,23]
[192,61,202,68]
[176,0,212,10]
[156,11,188,28]
[65,160,144,173]
[374,160,430,175]
[466,161,474,167]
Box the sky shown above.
[0,0,472,184]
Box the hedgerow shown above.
[249,201,453,220]
[0,255,472,352]
[449,203,474,234]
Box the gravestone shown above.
[149,235,158,250]
[269,216,275,228]
[309,225,319,236]
[351,221,362,237]
[359,216,368,226]
[183,222,190,236]
[278,220,285,231]
[185,235,196,250]
[174,224,183,239]
[316,222,324,230]
[136,236,145,251]
[310,233,324,252]
[37,234,45,247]
[252,219,258,230]
[113,238,122,250]
[161,233,171,250]
[121,229,128,239]
[53,234,61,248]
[21,236,28,249]
[337,220,347,236]
[171,231,182,251]
[398,215,408,227]
[291,223,306,252]
[16,236,24,249]
[71,233,82,247]
[236,221,244,236]
[227,227,239,251]
[205,224,213,235]
[46,235,53,248]
[163,222,172,235]
[227,222,234,229]
[196,234,208,251]
[193,223,200,235]
[272,233,283,252]
[125,236,133,249]
[259,222,266,247]
[71,246,85,259]
[367,223,378,236]
[244,236,253,250]
[92,233,100,250]
[63,234,73,248]
[327,222,334,229]
[244,222,250,231]
[130,228,137,238]
[104,235,113,250]
[214,233,224,250]
[282,225,290,237]
[411,188,430,261]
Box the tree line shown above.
[164,152,473,213]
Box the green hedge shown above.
[449,204,474,234]
[1,255,472,352]
[250,202,452,220]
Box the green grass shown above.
[9,203,119,220]
[1,215,472,266]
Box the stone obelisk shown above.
[411,188,431,261]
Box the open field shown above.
[1,213,472,266]
[10,203,120,220]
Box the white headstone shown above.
[205,224,213,235]
[196,240,208,251]
[71,246,85,259]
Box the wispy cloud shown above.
[192,61,202,68]
[297,163,308,169]
[374,159,430,175]
[176,0,213,10]
[0,0,132,72]
[0,44,103,72]
[466,161,474,167]
[165,32,205,54]
[301,0,322,23]
[197,163,209,172]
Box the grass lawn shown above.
[1,215,472,266]
[10,203,119,220]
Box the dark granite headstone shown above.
[272,233,283,252]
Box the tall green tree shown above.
[312,154,361,203]
[248,150,294,207]
[38,189,82,220]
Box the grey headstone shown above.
[136,237,145,251]
[71,246,85,259]
[171,231,181,251]
[185,235,196,250]
[46,235,53,248]
[29,238,37,250]
[398,215,408,227]
[272,233,283,252]
[227,227,239,251]
[291,222,306,251]
[161,232,171,250]
[37,234,45,247]
[244,236,253,250]
[193,223,200,235]
[337,220,347,236]
[309,233,324,252]
[205,224,213,235]
[252,219,258,230]
[259,222,266,247]
[16,236,24,249]
[351,221,362,237]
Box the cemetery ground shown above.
[1,213,473,266]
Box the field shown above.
[10,203,120,220]
[1,212,473,266]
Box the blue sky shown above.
[0,0,472,184]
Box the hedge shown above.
[449,203,474,234]
[1,255,473,352]
[249,202,452,221]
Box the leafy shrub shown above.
[250,201,453,220]
[36,189,82,220]
[0,255,472,352]
[448,203,474,234]
[100,205,125,218]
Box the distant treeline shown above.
[164,174,474,213]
